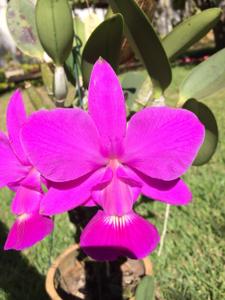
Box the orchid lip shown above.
[103,214,134,228]
[18,213,29,222]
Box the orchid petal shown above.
[92,171,141,216]
[41,167,113,215]
[88,59,126,157]
[7,90,29,165]
[4,213,54,250]
[20,168,42,191]
[0,132,29,187]
[118,166,192,205]
[83,198,96,207]
[122,107,205,180]
[11,186,42,215]
[21,108,107,182]
[80,210,160,260]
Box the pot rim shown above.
[46,244,153,300]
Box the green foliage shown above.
[179,48,225,101]
[64,49,78,86]
[119,70,151,112]
[74,12,101,54]
[163,8,222,61]
[40,63,54,95]
[7,0,44,60]
[109,0,172,95]
[183,99,218,166]
[81,14,123,87]
[135,276,155,300]
[35,0,74,65]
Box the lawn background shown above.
[0,65,224,300]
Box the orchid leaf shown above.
[183,99,218,166]
[179,48,225,101]
[135,275,155,300]
[119,70,152,112]
[109,0,172,93]
[64,48,78,86]
[35,0,74,65]
[74,12,102,54]
[7,0,44,60]
[81,14,123,88]
[163,8,222,61]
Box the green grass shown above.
[0,65,225,300]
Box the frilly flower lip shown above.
[0,90,53,250]
[20,59,205,260]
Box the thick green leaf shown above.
[179,48,225,101]
[74,12,101,54]
[109,0,172,93]
[163,8,221,60]
[64,48,78,86]
[81,14,123,87]
[119,70,152,112]
[7,0,44,60]
[183,99,218,166]
[35,0,74,65]
[135,276,155,300]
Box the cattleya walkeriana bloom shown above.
[20,59,204,260]
[0,91,53,250]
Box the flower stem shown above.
[157,204,170,256]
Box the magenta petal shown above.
[7,182,20,192]
[88,59,126,157]
[4,213,54,250]
[0,132,29,187]
[92,170,140,216]
[20,168,42,191]
[83,198,96,207]
[21,108,107,182]
[122,107,205,180]
[11,186,42,215]
[141,175,192,205]
[80,210,160,261]
[7,90,29,165]
[41,168,113,215]
[118,166,192,205]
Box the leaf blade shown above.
[179,48,225,101]
[183,99,218,166]
[163,8,222,61]
[81,13,123,87]
[7,0,44,60]
[109,0,172,93]
[135,275,155,300]
[35,0,74,65]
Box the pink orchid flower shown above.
[21,59,204,260]
[0,91,53,250]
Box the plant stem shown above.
[157,204,170,256]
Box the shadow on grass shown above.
[0,221,49,300]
